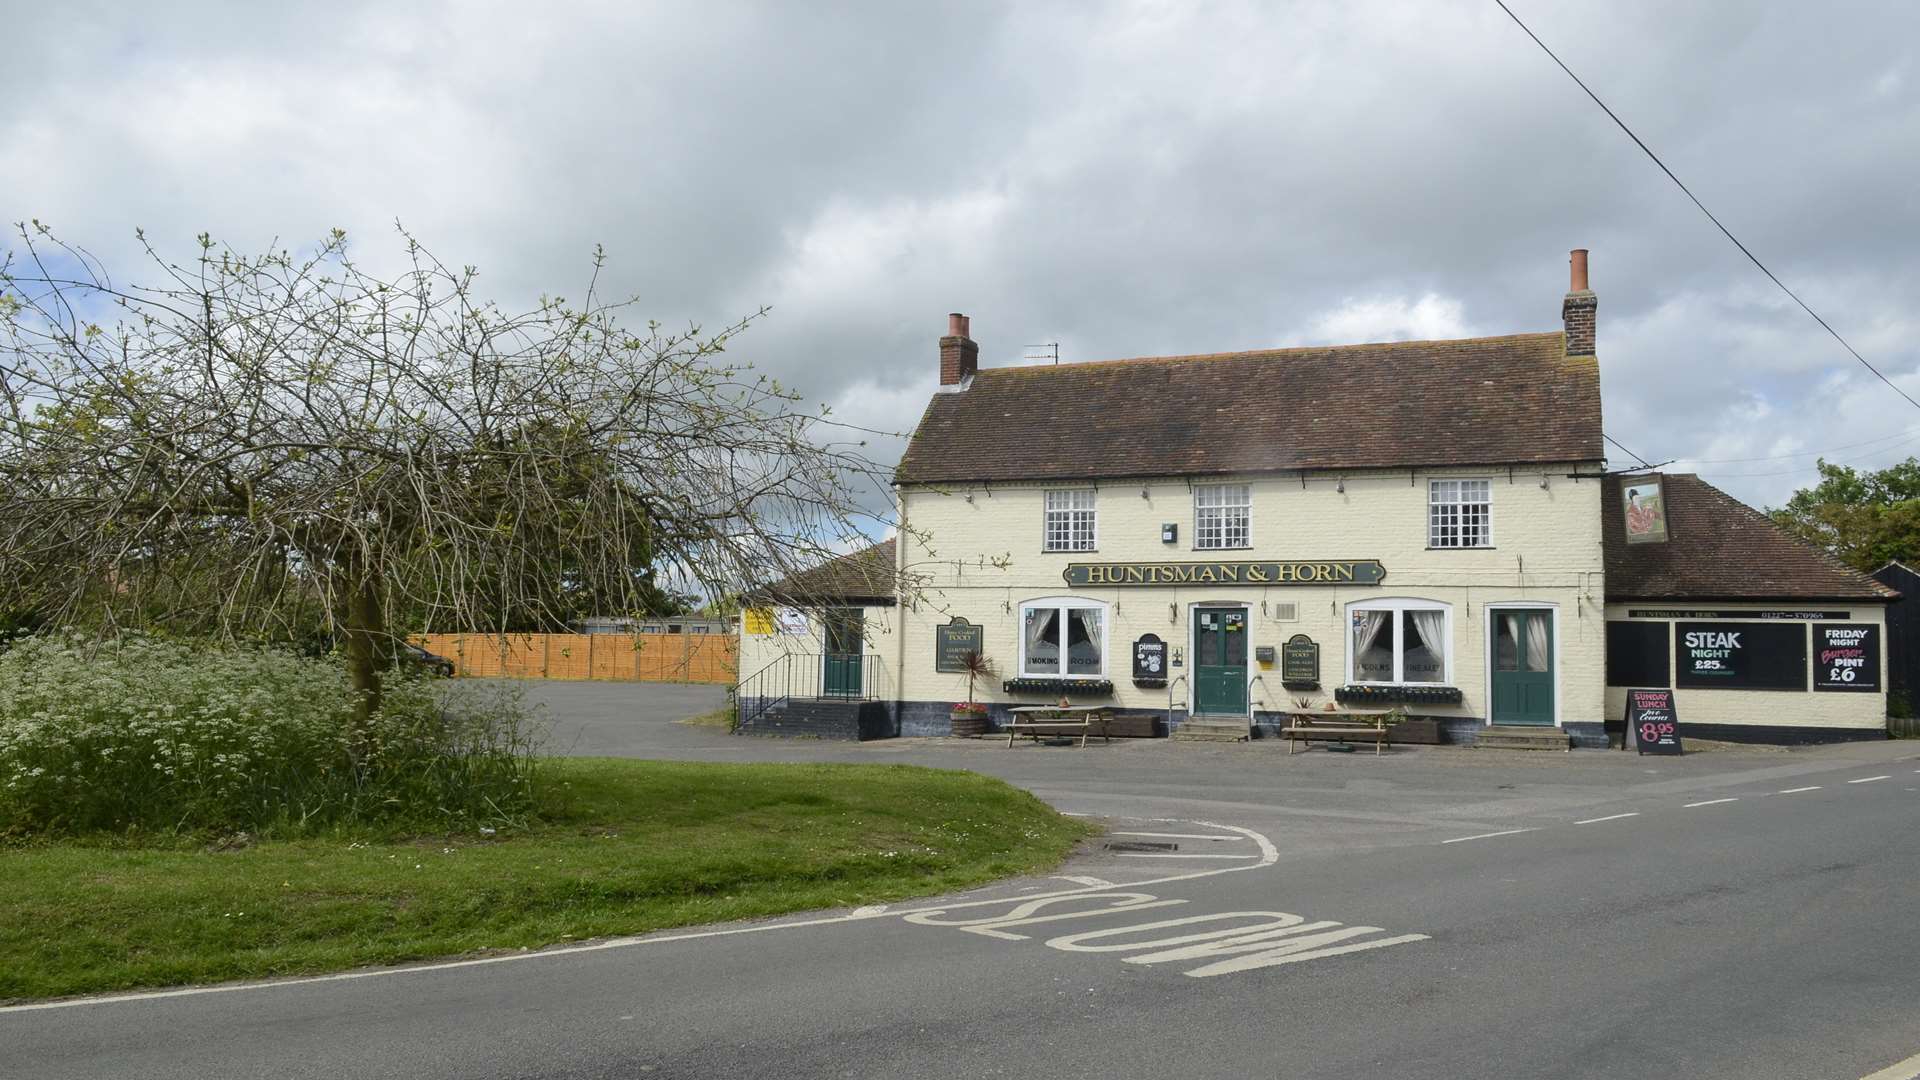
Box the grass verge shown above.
[675,706,735,729]
[0,758,1095,1002]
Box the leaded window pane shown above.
[1044,489,1097,552]
[1428,479,1491,548]
[1195,484,1251,550]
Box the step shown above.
[1171,718,1250,742]
[1473,725,1569,750]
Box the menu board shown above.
[1280,634,1320,688]
[1674,622,1807,691]
[1813,624,1880,693]
[934,618,985,672]
[1626,688,1682,755]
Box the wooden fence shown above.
[1890,714,1920,739]
[413,633,736,685]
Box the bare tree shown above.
[0,222,895,748]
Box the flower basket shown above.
[949,701,990,738]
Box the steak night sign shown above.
[1063,560,1386,588]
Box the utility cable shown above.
[1494,0,1920,414]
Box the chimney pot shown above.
[939,312,980,387]
[1562,249,1597,357]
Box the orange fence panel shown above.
[410,632,737,684]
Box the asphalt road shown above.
[8,681,1920,1079]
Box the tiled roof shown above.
[757,539,896,605]
[1603,474,1895,602]
[895,332,1601,484]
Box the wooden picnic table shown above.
[1281,708,1396,755]
[1005,705,1115,748]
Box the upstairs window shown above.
[1429,479,1492,548]
[1043,489,1098,552]
[1194,484,1252,550]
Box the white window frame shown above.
[1428,478,1493,549]
[1345,597,1453,686]
[1017,595,1110,678]
[1193,483,1252,550]
[1042,489,1098,552]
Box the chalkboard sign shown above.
[1675,621,1807,691]
[934,618,985,673]
[1281,634,1320,689]
[1814,624,1880,692]
[1626,688,1682,755]
[1132,633,1168,684]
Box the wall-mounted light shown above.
[1140,486,1150,499]
[1540,474,1551,490]
[1336,477,1345,494]
[963,492,974,503]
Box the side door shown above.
[1491,610,1554,725]
[822,609,864,697]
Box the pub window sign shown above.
[1622,474,1669,545]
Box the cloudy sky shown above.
[5,1,1917,511]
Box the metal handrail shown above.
[733,652,883,730]
[1166,672,1188,731]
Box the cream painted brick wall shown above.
[737,605,901,701]
[1602,603,1886,731]
[897,466,1607,723]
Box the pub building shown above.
[738,251,1895,746]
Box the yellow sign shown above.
[743,608,775,635]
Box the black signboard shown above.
[1062,560,1386,588]
[1626,688,1682,754]
[934,618,985,673]
[1628,609,1849,621]
[1280,633,1320,689]
[1605,621,1670,688]
[1814,623,1880,692]
[1132,633,1168,684]
[1675,621,1807,691]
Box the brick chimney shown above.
[939,312,979,387]
[1562,248,1596,357]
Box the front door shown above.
[822,609,864,697]
[1491,609,1554,725]
[1193,607,1249,715]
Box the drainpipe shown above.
[894,485,909,733]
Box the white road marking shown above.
[1859,1047,1920,1080]
[1573,813,1640,825]
[1043,911,1429,978]
[1684,798,1739,808]
[1055,875,1114,888]
[5,817,1282,1014]
[1113,852,1261,860]
[1778,786,1823,794]
[1848,775,1891,784]
[1112,831,1242,841]
[1441,828,1536,844]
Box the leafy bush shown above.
[0,636,541,837]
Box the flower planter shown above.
[949,710,990,738]
[1385,717,1443,745]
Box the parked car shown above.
[401,643,456,677]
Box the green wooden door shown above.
[1491,610,1554,725]
[822,609,864,697]
[1193,607,1249,715]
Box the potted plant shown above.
[949,650,996,737]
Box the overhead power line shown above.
[1493,0,1920,418]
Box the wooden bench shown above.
[1006,706,1115,748]
[1281,710,1391,755]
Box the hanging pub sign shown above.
[1674,621,1807,691]
[1280,633,1320,689]
[1813,624,1880,692]
[934,617,985,673]
[1626,688,1682,755]
[1062,560,1386,588]
[1621,475,1670,545]
[1132,633,1168,685]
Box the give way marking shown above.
[904,891,1428,979]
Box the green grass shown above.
[675,705,736,729]
[0,759,1095,1002]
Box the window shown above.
[1043,489,1097,552]
[1429,479,1492,548]
[1348,599,1451,685]
[1020,597,1108,677]
[1194,484,1252,550]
